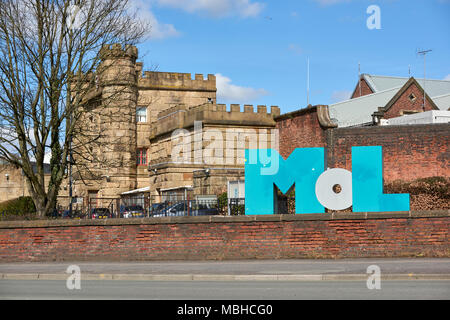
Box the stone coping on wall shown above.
[0,210,448,229]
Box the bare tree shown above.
[0,0,149,217]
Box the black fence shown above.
[49,195,295,220]
[277,195,296,215]
[149,199,219,217]
[228,198,245,215]
[51,195,223,219]
[48,197,118,220]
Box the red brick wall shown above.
[276,107,327,159]
[351,78,373,98]
[276,107,449,183]
[382,82,434,119]
[327,124,450,182]
[0,213,448,262]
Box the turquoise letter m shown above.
[244,148,325,215]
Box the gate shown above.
[87,197,118,218]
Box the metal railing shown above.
[2,195,297,220]
[48,195,297,219]
[51,195,224,219]
[149,199,219,217]
[228,198,245,215]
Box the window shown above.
[137,148,147,166]
[408,93,416,102]
[136,107,147,123]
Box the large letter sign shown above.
[245,148,325,215]
[244,146,410,215]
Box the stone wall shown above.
[0,164,67,203]
[193,168,244,196]
[0,165,28,202]
[72,44,139,200]
[0,211,447,262]
[137,71,217,125]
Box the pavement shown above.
[2,279,449,300]
[1,258,450,281]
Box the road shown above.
[0,279,449,300]
[1,258,449,300]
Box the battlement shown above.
[157,103,280,120]
[189,103,280,116]
[151,103,279,139]
[138,71,216,92]
[100,43,138,60]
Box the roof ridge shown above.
[362,74,378,92]
[329,85,402,107]
[366,74,450,83]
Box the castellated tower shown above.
[73,44,139,204]
[72,43,219,206]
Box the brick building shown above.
[277,74,450,184]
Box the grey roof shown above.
[331,75,450,127]
[329,86,401,127]
[432,93,450,110]
[0,159,50,174]
[363,74,450,97]
[363,74,408,92]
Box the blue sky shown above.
[133,0,450,114]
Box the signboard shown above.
[228,180,245,199]
[244,146,410,215]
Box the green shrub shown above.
[386,176,449,199]
[217,192,228,215]
[0,197,36,219]
[385,176,449,211]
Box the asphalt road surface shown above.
[1,279,449,300]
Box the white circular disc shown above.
[315,168,352,211]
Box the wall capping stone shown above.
[0,210,448,229]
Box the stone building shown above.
[0,161,70,204]
[0,162,36,203]
[72,44,279,205]
[149,103,279,201]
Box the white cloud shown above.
[331,90,352,103]
[128,0,179,40]
[443,74,450,81]
[216,74,268,103]
[156,0,265,18]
